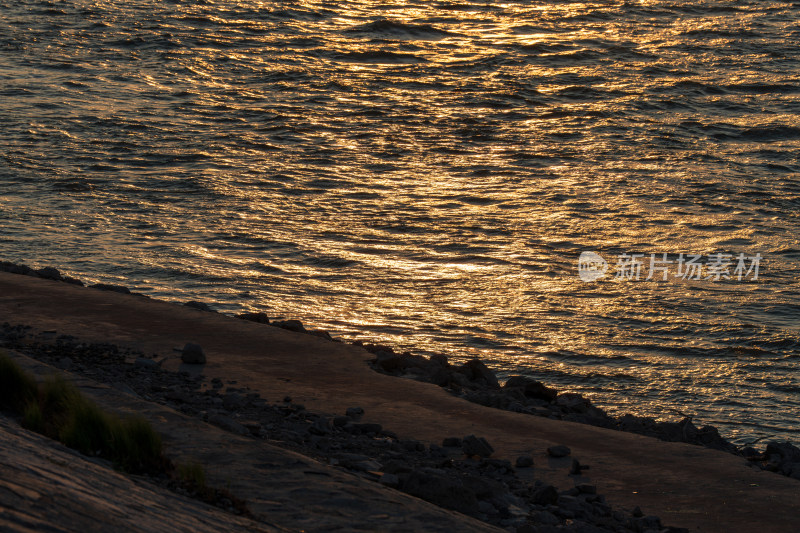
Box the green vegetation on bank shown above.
[0,351,249,515]
[0,351,163,474]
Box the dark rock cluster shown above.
[364,343,739,455]
[1,324,692,532]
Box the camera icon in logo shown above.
[578,251,608,282]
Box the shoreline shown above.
[2,260,797,461]
[1,263,799,532]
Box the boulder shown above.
[181,343,206,364]
[345,407,364,420]
[547,445,571,458]
[35,266,62,281]
[442,437,462,447]
[235,312,270,324]
[309,417,331,435]
[503,376,558,402]
[184,301,215,312]
[515,455,534,468]
[272,320,306,333]
[462,435,494,458]
[401,469,479,515]
[531,485,559,506]
[456,359,500,389]
[90,283,131,294]
[207,414,249,436]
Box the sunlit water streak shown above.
[1,0,798,445]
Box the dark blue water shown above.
[1,0,799,445]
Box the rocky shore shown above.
[3,260,796,480]
[1,260,799,532]
[1,322,689,533]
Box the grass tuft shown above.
[111,415,164,474]
[177,461,207,491]
[0,352,38,413]
[22,401,44,433]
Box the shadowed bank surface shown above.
[0,272,798,533]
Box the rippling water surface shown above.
[1,0,799,445]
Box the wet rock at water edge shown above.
[235,312,270,324]
[455,359,500,389]
[35,266,62,281]
[184,300,216,312]
[90,283,131,294]
[503,375,558,402]
[181,343,206,364]
[272,319,306,333]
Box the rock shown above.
[455,359,500,389]
[134,357,159,370]
[184,301,215,312]
[503,376,558,402]
[236,312,270,324]
[376,352,405,372]
[332,416,350,427]
[478,501,497,515]
[555,393,592,413]
[765,441,800,463]
[181,343,206,364]
[576,484,596,494]
[207,414,249,436]
[399,439,425,452]
[62,276,84,286]
[427,366,451,386]
[569,458,588,475]
[429,353,449,367]
[401,469,479,515]
[547,445,571,458]
[515,455,534,468]
[307,330,332,340]
[530,510,560,526]
[90,283,131,294]
[223,392,245,411]
[309,417,331,435]
[35,266,62,281]
[55,357,74,370]
[379,473,400,487]
[352,423,382,435]
[442,437,462,447]
[632,506,643,517]
[531,485,559,505]
[462,435,494,458]
[345,407,364,420]
[272,320,306,333]
[637,515,662,531]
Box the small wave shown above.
[724,82,800,95]
[332,50,426,64]
[680,28,762,38]
[302,254,361,269]
[344,19,457,40]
